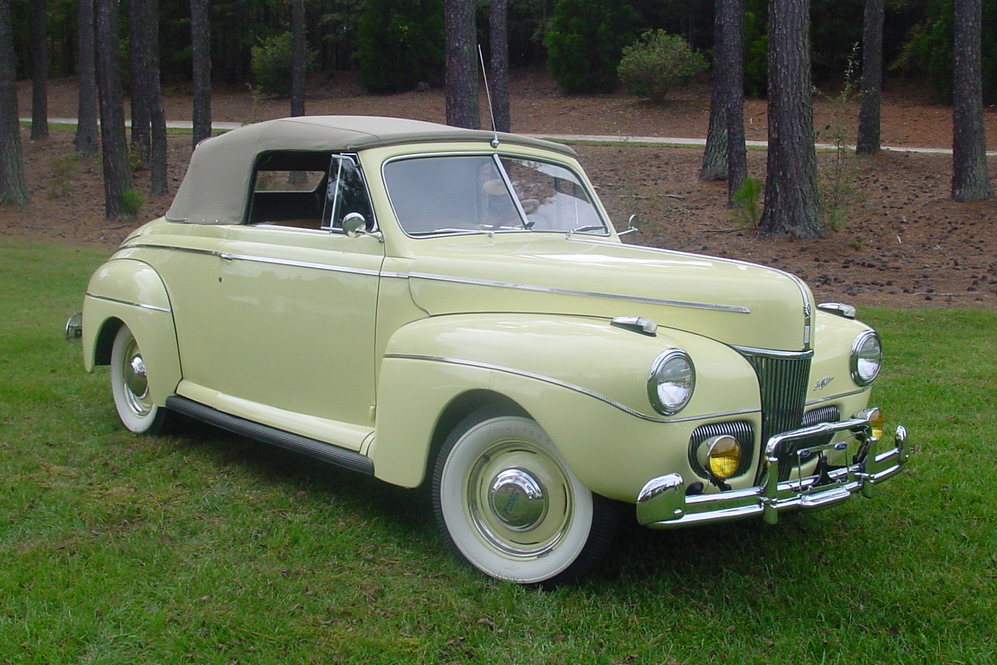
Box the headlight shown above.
[852,330,883,386]
[851,330,882,386]
[648,349,695,415]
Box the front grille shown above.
[803,405,840,427]
[687,420,755,479]
[737,347,813,481]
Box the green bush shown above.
[617,30,707,103]
[250,32,315,97]
[357,0,444,93]
[544,0,637,93]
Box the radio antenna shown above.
[478,44,500,148]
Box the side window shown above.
[323,155,375,231]
[247,151,330,229]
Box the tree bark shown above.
[724,0,747,204]
[489,0,510,132]
[129,0,153,167]
[291,0,306,117]
[758,0,821,238]
[95,0,134,219]
[856,0,884,155]
[74,0,99,157]
[190,0,212,149]
[0,0,28,204]
[702,0,747,206]
[29,0,48,140]
[146,0,168,196]
[951,0,993,201]
[445,0,479,129]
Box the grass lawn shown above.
[1,240,994,664]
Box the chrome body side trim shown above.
[407,272,751,313]
[384,352,759,424]
[120,242,750,314]
[85,292,171,314]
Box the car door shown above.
[189,153,383,449]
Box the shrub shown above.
[357,0,444,93]
[617,30,707,103]
[544,0,637,94]
[250,32,315,97]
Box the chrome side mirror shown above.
[618,214,640,237]
[342,212,370,238]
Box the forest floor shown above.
[5,70,997,308]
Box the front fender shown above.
[82,258,181,407]
[370,313,759,498]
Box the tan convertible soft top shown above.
[165,115,576,225]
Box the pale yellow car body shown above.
[79,116,909,583]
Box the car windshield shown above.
[383,154,608,236]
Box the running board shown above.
[165,396,374,475]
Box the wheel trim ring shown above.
[465,439,575,559]
[120,337,153,418]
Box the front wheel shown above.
[431,409,618,587]
[109,325,172,434]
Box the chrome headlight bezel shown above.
[647,349,696,416]
[850,330,883,386]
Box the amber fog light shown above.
[697,435,741,480]
[856,407,885,440]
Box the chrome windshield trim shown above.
[407,272,750,313]
[85,292,171,313]
[384,353,759,423]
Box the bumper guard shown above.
[637,413,910,529]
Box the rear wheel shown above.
[432,409,617,587]
[110,325,171,434]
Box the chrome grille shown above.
[687,420,755,479]
[736,347,813,481]
[803,405,840,427]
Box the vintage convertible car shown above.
[73,116,910,586]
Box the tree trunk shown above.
[74,0,99,157]
[291,0,306,117]
[951,0,993,201]
[0,0,28,204]
[29,0,48,140]
[702,0,747,205]
[129,0,152,168]
[190,0,212,149]
[701,0,729,181]
[146,0,168,196]
[758,0,821,238]
[445,0,479,129]
[724,0,747,204]
[856,0,884,155]
[95,0,134,220]
[489,0,510,132]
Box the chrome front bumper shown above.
[636,414,911,529]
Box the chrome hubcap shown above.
[122,340,152,416]
[489,468,547,530]
[466,440,573,557]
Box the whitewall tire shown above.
[109,325,170,434]
[432,408,617,587]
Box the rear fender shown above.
[82,259,181,407]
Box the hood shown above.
[405,235,814,351]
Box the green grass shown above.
[1,239,995,664]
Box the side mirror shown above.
[342,212,369,238]
[618,214,640,237]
